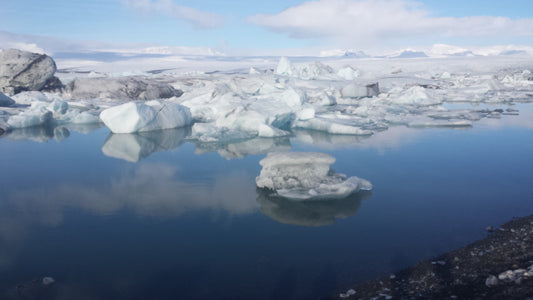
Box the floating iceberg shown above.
[99,101,192,133]
[6,100,100,128]
[256,152,372,200]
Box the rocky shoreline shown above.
[330,215,533,300]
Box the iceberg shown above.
[99,101,192,133]
[7,106,53,128]
[256,152,372,200]
[337,66,360,80]
[6,100,100,128]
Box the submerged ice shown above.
[256,152,372,200]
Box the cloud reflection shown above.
[0,163,258,269]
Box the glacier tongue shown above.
[256,152,372,200]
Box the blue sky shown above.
[0,0,532,54]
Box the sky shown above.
[0,0,532,55]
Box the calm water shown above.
[1,104,533,300]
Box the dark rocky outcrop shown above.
[0,49,57,94]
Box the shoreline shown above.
[329,214,533,300]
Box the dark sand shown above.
[328,215,533,300]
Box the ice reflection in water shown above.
[257,189,371,227]
[4,123,102,143]
[102,127,191,162]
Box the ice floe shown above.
[2,54,533,142]
[256,152,372,200]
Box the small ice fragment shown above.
[339,289,356,298]
[42,277,55,285]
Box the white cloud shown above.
[248,0,533,47]
[123,0,224,29]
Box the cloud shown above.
[123,0,224,29]
[247,0,533,46]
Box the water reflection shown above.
[0,163,258,269]
[192,136,291,159]
[293,129,370,146]
[257,190,372,227]
[102,127,191,162]
[4,123,102,143]
[6,125,69,143]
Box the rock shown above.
[63,77,184,101]
[486,226,494,232]
[485,275,498,287]
[366,82,380,97]
[0,49,57,94]
[0,92,15,107]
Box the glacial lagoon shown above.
[1,104,533,300]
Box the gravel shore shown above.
[331,215,533,300]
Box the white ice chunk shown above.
[296,107,315,120]
[7,107,52,128]
[62,110,101,124]
[341,83,368,98]
[440,72,452,79]
[11,91,64,105]
[391,86,441,106]
[275,56,295,76]
[249,67,262,75]
[337,66,360,80]
[99,101,192,133]
[274,57,335,80]
[294,117,373,135]
[42,277,55,285]
[256,152,372,200]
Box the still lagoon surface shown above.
[1,104,533,300]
